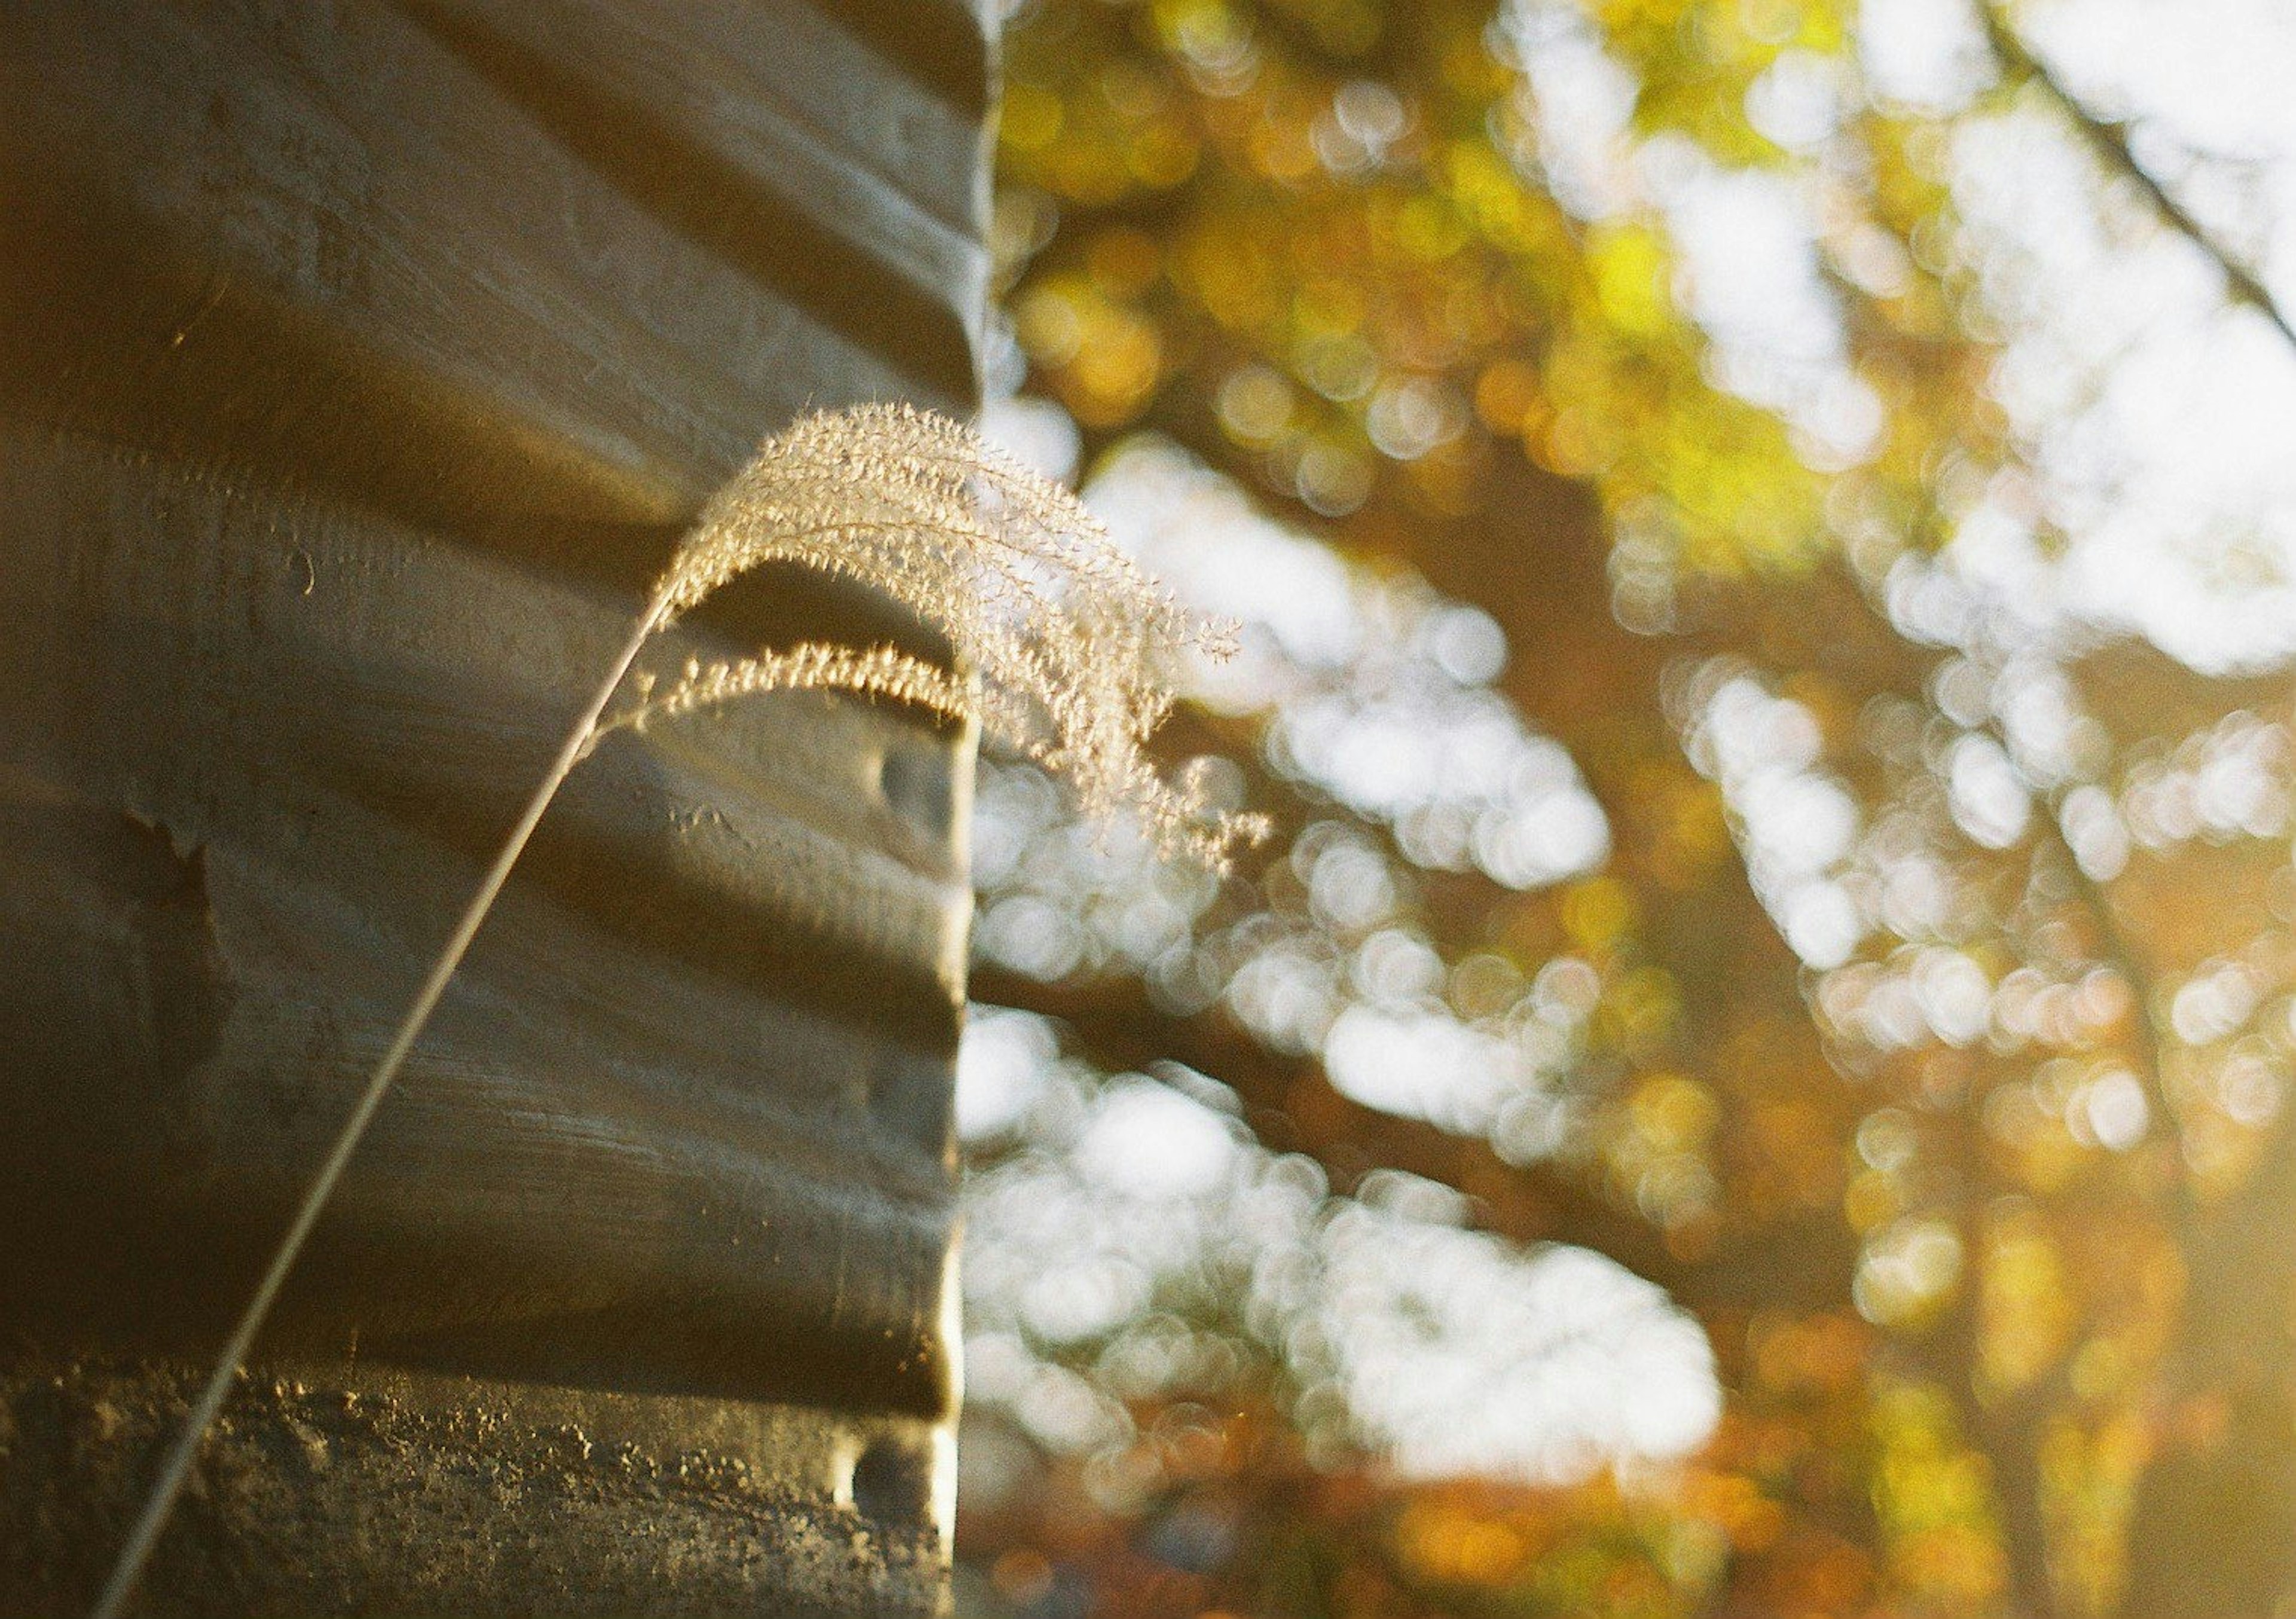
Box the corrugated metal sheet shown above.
[0,1,991,1611]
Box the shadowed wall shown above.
[0,1,994,1611]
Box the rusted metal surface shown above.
[0,1,990,1611]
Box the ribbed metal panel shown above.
[0,1,991,1611]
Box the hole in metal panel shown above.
[877,744,954,844]
[849,1435,930,1527]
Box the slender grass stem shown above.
[90,584,673,1619]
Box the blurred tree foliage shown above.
[961,0,2296,1615]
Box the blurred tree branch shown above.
[971,962,1857,1314]
[1979,2,2296,355]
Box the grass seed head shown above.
[615,404,1268,869]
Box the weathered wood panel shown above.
[0,0,991,1611]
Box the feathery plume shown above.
[614,402,1266,867]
